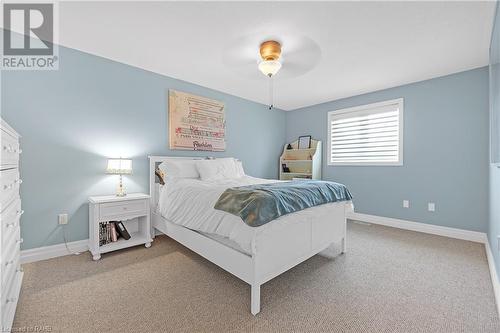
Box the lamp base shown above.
[116,175,126,197]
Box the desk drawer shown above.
[0,169,20,212]
[99,199,148,221]
[0,129,20,169]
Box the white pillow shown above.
[235,159,245,177]
[158,159,200,179]
[196,158,241,181]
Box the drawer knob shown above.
[17,210,24,217]
[5,260,14,266]
[6,297,16,304]
[3,184,12,190]
[6,222,17,228]
[17,238,23,244]
[16,267,23,273]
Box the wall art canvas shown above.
[168,89,226,151]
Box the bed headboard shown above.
[148,156,205,210]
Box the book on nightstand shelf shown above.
[115,221,131,240]
[110,223,118,242]
[99,221,130,246]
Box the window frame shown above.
[327,98,404,167]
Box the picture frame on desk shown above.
[298,135,311,149]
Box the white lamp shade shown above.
[258,60,282,77]
[106,159,132,174]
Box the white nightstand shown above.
[88,193,152,260]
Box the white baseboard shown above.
[20,239,89,264]
[347,212,487,243]
[485,239,500,317]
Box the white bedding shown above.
[158,176,352,255]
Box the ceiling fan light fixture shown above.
[258,59,282,77]
[258,40,283,109]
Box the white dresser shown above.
[0,119,23,330]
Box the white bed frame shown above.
[149,156,348,315]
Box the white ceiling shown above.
[58,1,496,110]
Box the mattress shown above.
[158,176,353,255]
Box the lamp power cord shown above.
[62,224,82,256]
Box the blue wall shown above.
[286,68,489,232]
[0,36,491,250]
[1,46,286,250]
[489,2,500,278]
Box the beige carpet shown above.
[13,222,500,332]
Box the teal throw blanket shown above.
[214,180,352,227]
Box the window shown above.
[327,98,403,166]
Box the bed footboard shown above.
[249,202,347,314]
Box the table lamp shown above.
[106,158,132,197]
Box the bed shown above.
[149,156,352,315]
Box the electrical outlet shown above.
[58,214,68,225]
[403,200,409,208]
[428,203,435,212]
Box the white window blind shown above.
[327,98,403,166]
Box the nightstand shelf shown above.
[88,193,152,260]
[99,232,150,253]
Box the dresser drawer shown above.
[2,200,22,250]
[2,245,20,290]
[0,169,20,212]
[2,226,20,265]
[1,294,15,330]
[1,266,22,330]
[99,199,148,221]
[0,129,20,169]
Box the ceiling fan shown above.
[258,40,282,110]
[222,34,322,110]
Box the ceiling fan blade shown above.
[221,33,322,80]
[275,59,320,79]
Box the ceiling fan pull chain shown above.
[269,74,274,110]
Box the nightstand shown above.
[88,193,152,260]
